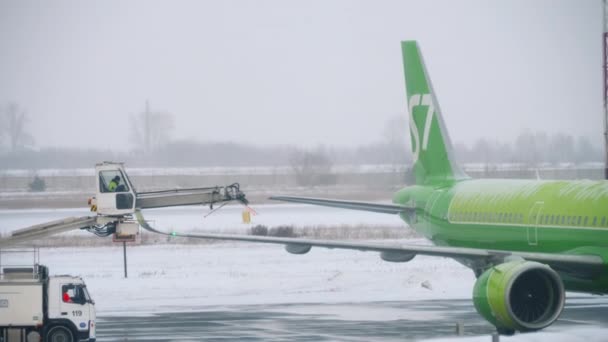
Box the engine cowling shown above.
[473,260,565,332]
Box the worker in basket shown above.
[108,175,121,192]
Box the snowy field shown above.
[0,204,405,235]
[1,205,607,341]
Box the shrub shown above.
[269,225,295,237]
[250,225,268,236]
[29,175,46,192]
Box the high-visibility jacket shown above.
[108,180,118,192]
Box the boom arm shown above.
[1,163,249,246]
[135,183,248,209]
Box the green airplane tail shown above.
[401,41,468,185]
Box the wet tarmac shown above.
[96,296,608,341]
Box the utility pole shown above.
[145,100,151,154]
[604,0,608,179]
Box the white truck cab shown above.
[46,276,96,341]
[0,256,96,342]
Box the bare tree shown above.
[288,146,335,187]
[130,101,175,154]
[575,136,601,164]
[1,102,34,153]
[383,115,410,166]
[547,133,575,165]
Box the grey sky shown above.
[0,0,603,151]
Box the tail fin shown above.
[401,41,468,185]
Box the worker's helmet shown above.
[112,175,120,182]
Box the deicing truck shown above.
[0,264,95,342]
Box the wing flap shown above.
[269,196,413,214]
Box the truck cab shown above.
[46,276,96,341]
[0,251,96,342]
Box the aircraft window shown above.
[540,215,545,224]
[583,217,588,226]
[507,213,513,223]
[561,216,565,225]
[577,216,582,225]
[593,217,597,226]
[602,217,607,226]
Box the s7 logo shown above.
[408,94,434,162]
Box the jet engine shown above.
[473,260,565,334]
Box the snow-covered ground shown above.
[32,243,474,315]
[0,204,405,235]
[1,206,606,341]
[1,205,455,315]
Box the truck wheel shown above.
[46,325,74,342]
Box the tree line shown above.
[0,103,603,169]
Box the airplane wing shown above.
[135,210,604,279]
[269,196,413,214]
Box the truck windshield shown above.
[82,285,93,304]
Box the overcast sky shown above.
[0,0,603,151]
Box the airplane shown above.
[134,41,608,335]
[4,41,607,335]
